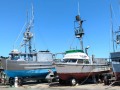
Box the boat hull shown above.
[1,59,56,78]
[112,64,120,80]
[4,68,56,78]
[55,64,110,80]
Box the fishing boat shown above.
[102,4,120,85]
[103,26,120,85]
[55,10,110,86]
[110,51,120,81]
[0,5,56,86]
[110,14,120,81]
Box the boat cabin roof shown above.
[64,49,89,60]
[9,52,37,56]
[110,52,120,59]
[65,50,84,54]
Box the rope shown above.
[13,22,26,49]
[69,37,76,49]
[111,3,119,28]
[105,80,120,89]
[80,68,95,85]
[18,37,25,51]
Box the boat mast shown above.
[74,2,84,51]
[110,3,120,52]
[24,5,34,54]
[110,4,115,52]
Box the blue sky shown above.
[0,0,119,58]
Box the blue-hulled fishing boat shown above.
[0,5,56,85]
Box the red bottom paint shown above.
[114,72,120,80]
[58,70,110,80]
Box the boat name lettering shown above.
[67,55,87,58]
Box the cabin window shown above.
[22,54,33,61]
[84,59,89,64]
[112,59,120,63]
[77,59,83,64]
[11,54,20,60]
[69,59,77,63]
[63,59,77,63]
[63,59,69,63]
[77,59,89,64]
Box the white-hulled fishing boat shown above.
[55,10,110,86]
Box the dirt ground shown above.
[0,82,120,90]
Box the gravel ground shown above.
[0,82,120,90]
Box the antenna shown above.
[78,2,80,15]
[31,3,34,24]
[27,9,29,25]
